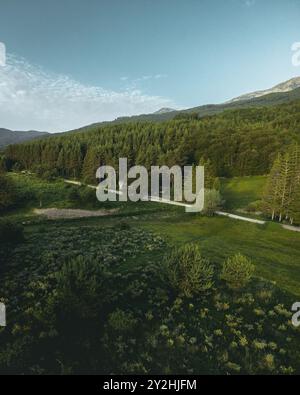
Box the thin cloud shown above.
[0,42,6,67]
[154,74,168,79]
[0,54,175,132]
[244,0,256,7]
[120,74,168,88]
[133,74,168,83]
[120,73,168,91]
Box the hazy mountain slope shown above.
[180,86,300,117]
[107,77,300,123]
[228,77,300,103]
[0,129,48,150]
[72,86,300,131]
[4,77,300,139]
[153,107,176,114]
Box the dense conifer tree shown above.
[263,144,300,224]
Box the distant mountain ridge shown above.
[2,76,300,142]
[153,107,176,114]
[94,83,300,126]
[0,129,48,150]
[228,77,300,103]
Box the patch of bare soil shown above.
[34,208,118,219]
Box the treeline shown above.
[5,100,300,183]
[263,144,300,224]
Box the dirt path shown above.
[282,224,300,232]
[64,179,83,186]
[216,211,300,232]
[34,208,118,220]
[216,211,266,225]
[64,179,299,230]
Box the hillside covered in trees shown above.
[111,86,300,124]
[0,129,48,150]
[4,100,300,183]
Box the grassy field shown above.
[5,172,176,217]
[3,208,299,374]
[3,172,300,296]
[221,175,267,211]
[18,205,300,296]
[7,172,267,213]
[5,172,78,211]
[140,214,300,297]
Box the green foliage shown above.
[289,182,300,224]
[0,155,8,172]
[221,253,255,290]
[145,213,300,297]
[221,176,267,211]
[164,243,214,297]
[246,200,263,213]
[174,111,200,120]
[78,186,98,207]
[0,98,300,374]
[108,309,137,332]
[55,257,107,313]
[262,144,300,224]
[0,222,298,374]
[199,157,216,189]
[67,186,81,204]
[204,189,223,215]
[0,219,24,244]
[117,220,131,230]
[5,100,300,180]
[0,173,16,211]
[213,177,221,191]
[3,172,100,210]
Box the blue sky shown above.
[0,0,300,131]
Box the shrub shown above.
[67,186,80,203]
[204,189,223,216]
[117,221,131,230]
[164,244,214,297]
[0,155,8,172]
[53,257,107,320]
[221,253,255,290]
[0,219,24,244]
[213,178,221,191]
[78,187,96,205]
[0,174,16,211]
[246,200,263,213]
[108,309,137,332]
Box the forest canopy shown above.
[5,100,300,183]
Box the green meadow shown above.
[26,211,300,296]
[1,171,300,374]
[141,215,300,297]
[5,172,299,297]
[221,175,267,211]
